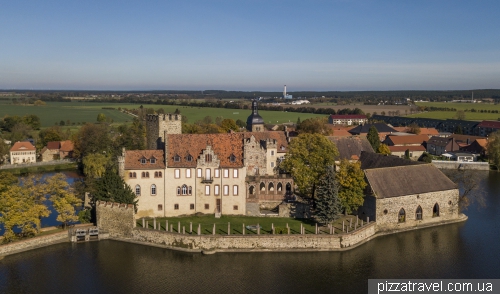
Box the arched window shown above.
[182,185,188,195]
[433,203,440,217]
[151,184,156,195]
[133,172,137,178]
[141,172,145,178]
[158,171,162,178]
[398,208,405,223]
[286,183,291,192]
[249,186,255,195]
[145,172,149,178]
[176,187,180,195]
[416,206,423,220]
[277,182,283,191]
[135,185,141,196]
[129,172,133,178]
[260,182,266,192]
[154,171,158,178]
[268,182,274,191]
[205,154,212,163]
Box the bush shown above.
[274,226,287,234]
[78,209,92,224]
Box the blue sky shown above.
[1,0,499,91]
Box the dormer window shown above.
[229,154,236,162]
[186,155,193,162]
[281,145,285,151]
[174,155,181,162]
[150,158,156,164]
[140,158,146,164]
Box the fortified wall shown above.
[96,201,136,237]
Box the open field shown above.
[412,102,500,120]
[0,101,326,127]
[138,214,361,235]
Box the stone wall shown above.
[278,202,312,218]
[96,201,136,237]
[0,231,68,256]
[375,189,460,232]
[146,114,182,149]
[129,222,376,251]
[432,160,489,170]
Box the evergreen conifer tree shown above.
[93,169,137,208]
[315,165,342,223]
[367,125,380,151]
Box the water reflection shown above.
[0,171,499,294]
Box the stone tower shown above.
[246,100,265,132]
[146,113,182,149]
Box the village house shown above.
[349,123,397,142]
[383,134,428,159]
[328,114,367,126]
[40,140,74,162]
[328,136,374,162]
[9,141,36,164]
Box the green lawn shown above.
[137,214,364,235]
[0,101,325,127]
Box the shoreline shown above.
[0,215,467,258]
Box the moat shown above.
[1,171,499,293]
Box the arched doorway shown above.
[277,182,283,192]
[268,182,274,192]
[260,182,266,193]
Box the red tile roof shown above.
[47,141,60,149]
[10,141,35,152]
[59,140,74,152]
[124,150,165,170]
[167,133,244,168]
[477,120,500,129]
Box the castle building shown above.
[119,104,293,218]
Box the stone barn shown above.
[359,152,460,232]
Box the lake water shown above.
[0,171,499,294]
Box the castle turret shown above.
[146,113,182,149]
[246,100,264,132]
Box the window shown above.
[398,208,406,223]
[229,154,236,162]
[151,184,156,195]
[233,185,238,196]
[141,158,146,164]
[205,168,211,180]
[174,204,179,210]
[223,169,229,178]
[186,155,193,162]
[186,169,191,178]
[129,172,136,178]
[233,169,238,178]
[174,169,180,179]
[150,158,156,164]
[158,204,163,211]
[271,151,274,156]
[204,204,209,210]
[281,146,285,151]
[145,172,149,178]
[141,172,145,178]
[416,206,423,220]
[158,171,162,177]
[181,185,188,195]
[197,168,202,178]
[205,154,212,163]
[233,205,238,210]
[205,185,210,195]
[174,155,181,162]
[190,204,195,210]
[215,185,220,196]
[223,185,229,196]
[271,162,275,168]
[154,171,162,178]
[188,186,192,195]
[215,169,220,178]
[176,187,181,195]
[433,203,440,217]
[135,185,141,196]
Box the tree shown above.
[455,110,466,120]
[115,118,146,150]
[297,117,332,135]
[0,136,9,164]
[315,166,342,223]
[367,125,380,151]
[335,159,366,214]
[377,143,391,155]
[174,108,181,114]
[219,119,239,133]
[92,169,137,207]
[420,152,433,163]
[22,114,41,130]
[404,149,410,159]
[37,126,65,150]
[442,168,485,212]
[9,123,33,143]
[408,123,421,135]
[97,113,106,123]
[83,153,112,178]
[235,119,246,129]
[454,125,463,134]
[487,130,500,170]
[45,173,82,228]
[280,133,339,198]
[34,100,46,106]
[72,123,112,158]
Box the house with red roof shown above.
[383,134,429,160]
[40,140,74,162]
[474,120,500,137]
[9,141,36,164]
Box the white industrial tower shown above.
[283,85,287,98]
